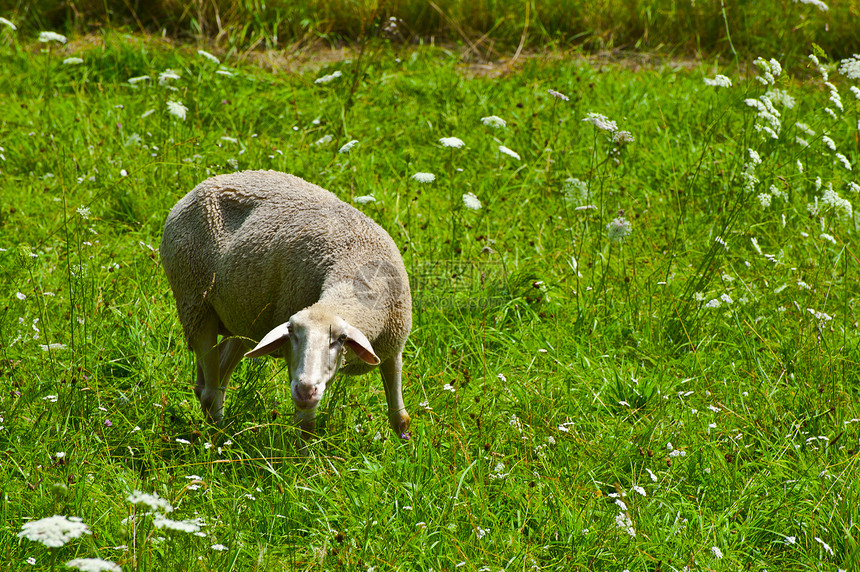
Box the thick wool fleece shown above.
[159,170,412,372]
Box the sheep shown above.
[159,170,412,439]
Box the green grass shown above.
[8,0,860,62]
[1,19,860,572]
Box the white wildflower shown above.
[612,130,635,143]
[795,122,815,136]
[153,514,204,533]
[583,112,617,132]
[711,546,724,559]
[314,70,342,84]
[797,159,804,173]
[0,17,17,30]
[411,172,435,183]
[758,193,771,207]
[764,88,795,108]
[63,57,83,66]
[751,237,762,255]
[211,544,228,551]
[614,512,635,537]
[631,485,646,497]
[825,82,843,111]
[848,181,860,194]
[65,558,121,572]
[820,233,836,244]
[314,134,333,146]
[808,308,833,322]
[720,293,733,305]
[128,75,150,84]
[715,235,728,250]
[748,148,761,165]
[704,75,732,88]
[481,115,506,128]
[836,153,852,171]
[704,299,721,308]
[197,50,220,64]
[462,192,482,210]
[814,537,834,555]
[158,69,180,84]
[809,54,829,81]
[16,292,26,300]
[796,136,809,148]
[39,31,67,44]
[838,54,860,80]
[825,107,837,120]
[645,468,657,482]
[353,195,375,205]
[796,0,829,11]
[443,383,456,393]
[18,515,91,548]
[822,135,836,151]
[338,139,359,154]
[821,185,853,217]
[439,136,465,148]
[127,491,173,513]
[563,177,589,203]
[548,89,569,101]
[852,86,860,100]
[166,100,187,120]
[606,217,631,243]
[499,145,520,160]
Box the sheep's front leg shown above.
[191,316,224,422]
[381,352,410,439]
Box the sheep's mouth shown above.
[292,396,321,410]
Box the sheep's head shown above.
[245,307,379,411]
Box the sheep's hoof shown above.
[198,387,225,424]
[390,411,411,440]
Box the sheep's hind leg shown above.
[381,352,411,439]
[191,315,224,422]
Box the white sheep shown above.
[160,170,412,439]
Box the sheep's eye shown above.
[337,333,348,344]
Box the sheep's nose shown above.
[293,383,321,409]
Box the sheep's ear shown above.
[343,324,380,365]
[245,322,291,358]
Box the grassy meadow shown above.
[2,8,860,572]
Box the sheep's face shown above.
[245,306,381,412]
[285,311,351,411]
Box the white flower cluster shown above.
[839,54,860,80]
[744,96,781,139]
[439,136,465,148]
[480,115,506,128]
[796,0,829,11]
[753,57,782,85]
[563,177,589,204]
[763,88,795,109]
[808,183,853,218]
[582,112,617,132]
[18,515,91,548]
[704,74,732,88]
[314,70,342,84]
[742,148,762,196]
[462,192,482,211]
[606,217,631,243]
[809,53,829,81]
[66,558,122,572]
